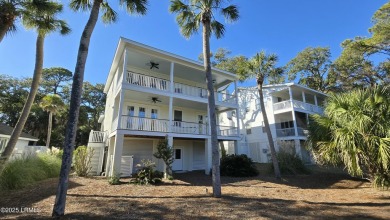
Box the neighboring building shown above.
[87,38,240,177]
[219,83,327,164]
[0,123,41,159]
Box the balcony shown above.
[273,100,323,114]
[115,116,237,137]
[125,71,236,104]
[276,127,308,138]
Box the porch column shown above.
[294,139,302,159]
[111,133,124,177]
[116,90,125,129]
[165,135,174,178]
[234,82,241,139]
[302,91,306,103]
[314,94,318,106]
[289,87,299,137]
[170,62,174,93]
[122,48,128,83]
[234,140,239,155]
[168,97,173,133]
[205,138,212,175]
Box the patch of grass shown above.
[0,153,61,190]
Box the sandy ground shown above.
[0,170,389,219]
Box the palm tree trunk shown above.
[0,34,45,173]
[52,0,101,217]
[46,111,53,150]
[257,81,281,180]
[203,21,221,198]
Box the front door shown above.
[172,148,183,171]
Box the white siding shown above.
[122,139,154,173]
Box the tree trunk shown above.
[0,34,45,173]
[46,111,53,150]
[202,20,221,198]
[52,0,101,217]
[257,81,281,180]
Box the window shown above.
[151,109,158,119]
[174,110,182,127]
[246,128,252,135]
[175,149,182,159]
[175,87,183,94]
[128,106,135,116]
[139,107,146,118]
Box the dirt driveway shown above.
[0,170,389,219]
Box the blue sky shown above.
[0,0,386,87]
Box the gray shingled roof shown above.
[0,123,38,140]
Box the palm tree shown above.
[40,94,65,150]
[52,0,148,217]
[308,85,390,188]
[0,0,70,173]
[238,51,283,180]
[170,0,239,197]
[0,0,54,43]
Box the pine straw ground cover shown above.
[0,168,389,219]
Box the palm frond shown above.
[101,1,117,24]
[120,0,148,15]
[69,0,92,11]
[210,20,224,38]
[221,5,239,23]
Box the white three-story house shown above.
[87,38,240,177]
[220,83,326,164]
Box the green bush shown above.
[0,154,61,190]
[73,146,93,177]
[131,159,162,185]
[220,154,259,177]
[108,173,121,185]
[270,151,310,175]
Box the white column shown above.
[302,91,306,103]
[111,133,124,177]
[165,135,174,178]
[122,48,128,83]
[289,87,298,136]
[295,139,302,159]
[234,140,239,155]
[116,90,125,129]
[168,97,173,133]
[314,95,318,106]
[170,62,174,93]
[205,138,212,175]
[234,82,241,138]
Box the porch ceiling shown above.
[126,49,233,88]
[123,90,208,111]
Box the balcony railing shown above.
[217,125,238,136]
[273,100,323,114]
[119,116,208,135]
[88,131,107,143]
[276,127,308,137]
[126,71,170,92]
[0,137,8,154]
[125,71,236,104]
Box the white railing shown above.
[174,82,207,98]
[273,100,324,114]
[273,100,292,111]
[120,116,169,132]
[171,121,208,135]
[0,137,9,154]
[126,71,170,91]
[88,131,106,143]
[217,125,238,136]
[125,71,237,104]
[276,127,308,137]
[216,92,236,104]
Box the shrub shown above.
[73,146,94,177]
[153,137,174,179]
[131,159,162,185]
[0,153,61,190]
[269,150,310,175]
[220,154,259,177]
[108,173,121,185]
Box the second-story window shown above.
[139,107,146,118]
[128,106,135,117]
[151,109,158,119]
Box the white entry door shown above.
[172,148,183,171]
